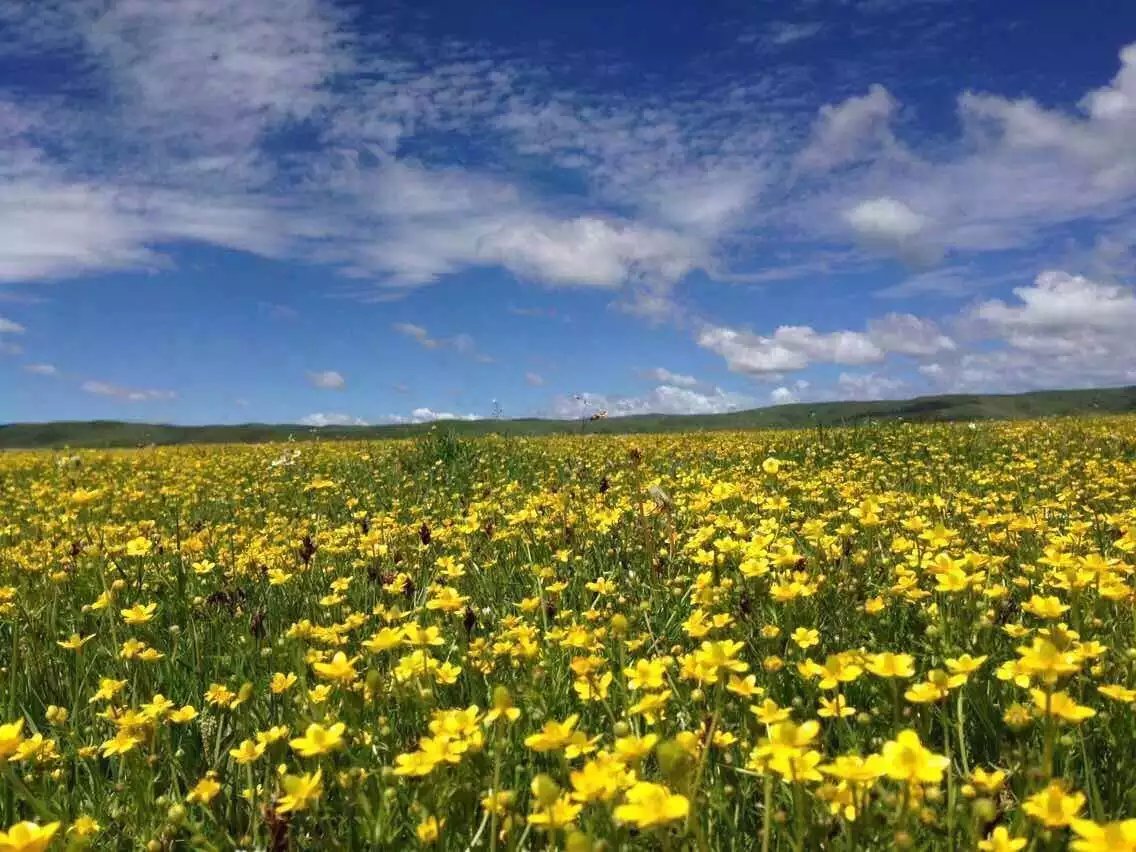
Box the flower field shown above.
[2,420,1136,850]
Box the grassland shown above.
[2,417,1136,849]
[4,385,1136,449]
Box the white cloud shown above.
[306,370,345,389]
[396,408,480,424]
[300,412,367,427]
[806,43,1136,266]
[766,21,824,46]
[81,380,176,401]
[974,269,1136,337]
[478,215,701,289]
[640,367,699,388]
[525,371,545,387]
[698,323,884,375]
[866,313,955,356]
[550,385,755,418]
[393,322,493,362]
[844,197,931,253]
[798,85,897,171]
[919,269,1136,393]
[770,386,799,404]
[23,362,57,375]
[835,372,906,400]
[0,315,25,334]
[392,322,437,348]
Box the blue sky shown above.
[2,0,1136,425]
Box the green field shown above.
[4,385,1136,449]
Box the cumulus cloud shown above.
[770,379,810,405]
[698,323,884,376]
[973,270,1136,339]
[918,269,1136,393]
[306,370,345,389]
[477,216,701,289]
[806,43,1136,265]
[23,362,57,375]
[300,412,367,427]
[866,313,955,356]
[384,408,480,424]
[843,197,935,260]
[81,380,176,401]
[835,372,906,400]
[0,315,26,334]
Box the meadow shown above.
[1,419,1135,850]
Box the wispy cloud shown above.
[306,370,346,390]
[393,323,493,362]
[81,380,176,401]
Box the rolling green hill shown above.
[4,385,1136,449]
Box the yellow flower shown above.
[485,687,522,724]
[229,739,266,764]
[790,627,820,649]
[270,672,298,694]
[613,782,690,829]
[289,722,346,757]
[613,734,658,763]
[124,536,153,557]
[944,653,988,676]
[56,633,95,651]
[0,821,60,852]
[1031,689,1096,723]
[415,815,444,844]
[818,695,856,719]
[67,816,100,838]
[362,628,404,653]
[1070,818,1136,852]
[820,753,884,784]
[569,757,629,803]
[527,796,582,830]
[750,699,791,725]
[119,602,157,625]
[0,720,26,760]
[726,674,763,698]
[1023,782,1085,828]
[624,658,669,691]
[524,715,582,752]
[89,678,127,704]
[168,706,198,724]
[256,726,290,747]
[970,767,1007,794]
[1022,594,1070,619]
[1017,638,1080,684]
[312,651,358,684]
[978,825,1027,852]
[277,769,323,814]
[1097,684,1136,703]
[99,730,140,757]
[187,776,222,805]
[866,652,915,679]
[879,730,949,785]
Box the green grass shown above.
[4,385,1136,448]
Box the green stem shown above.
[761,775,773,852]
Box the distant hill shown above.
[4,385,1136,449]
